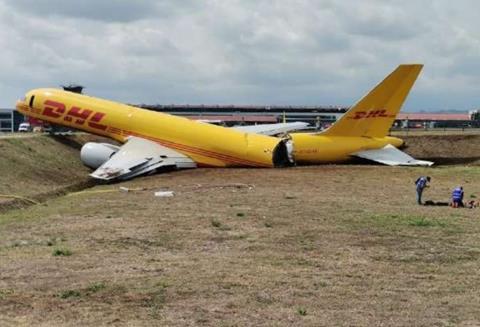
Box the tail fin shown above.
[322,64,423,138]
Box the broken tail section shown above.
[322,64,423,138]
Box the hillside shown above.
[0,134,103,210]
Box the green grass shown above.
[146,283,168,319]
[52,248,72,256]
[297,307,307,316]
[59,289,81,299]
[0,289,14,300]
[408,217,439,227]
[87,282,107,294]
[211,219,221,228]
[59,282,114,300]
[354,213,452,230]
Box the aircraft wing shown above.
[233,122,309,136]
[352,144,433,166]
[91,136,196,181]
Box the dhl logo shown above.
[349,109,395,120]
[43,100,107,131]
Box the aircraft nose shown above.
[16,90,38,114]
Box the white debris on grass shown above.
[154,191,175,197]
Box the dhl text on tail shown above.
[16,64,432,181]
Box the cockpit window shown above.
[29,95,35,108]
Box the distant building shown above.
[395,113,478,129]
[138,104,347,127]
[0,108,24,132]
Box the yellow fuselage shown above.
[16,88,404,167]
[292,133,403,164]
[16,89,282,167]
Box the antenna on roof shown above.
[61,84,84,94]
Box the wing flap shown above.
[91,136,196,181]
[353,144,433,166]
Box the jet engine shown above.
[80,142,120,169]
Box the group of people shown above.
[415,176,475,208]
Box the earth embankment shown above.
[0,134,108,211]
[402,134,480,165]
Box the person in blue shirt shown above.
[451,186,464,208]
[415,176,431,205]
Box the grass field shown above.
[1,134,480,326]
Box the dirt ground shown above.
[1,133,480,326]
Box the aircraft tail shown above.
[321,64,423,138]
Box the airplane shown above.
[15,64,431,182]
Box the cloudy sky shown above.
[1,0,480,111]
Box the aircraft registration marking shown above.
[349,110,395,120]
[296,149,320,154]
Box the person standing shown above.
[415,176,431,205]
[451,186,464,208]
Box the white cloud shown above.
[1,0,480,110]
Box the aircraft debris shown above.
[119,186,146,192]
[185,183,255,191]
[154,191,175,197]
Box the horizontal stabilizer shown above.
[353,144,433,166]
[91,136,196,181]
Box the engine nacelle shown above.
[80,142,120,169]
